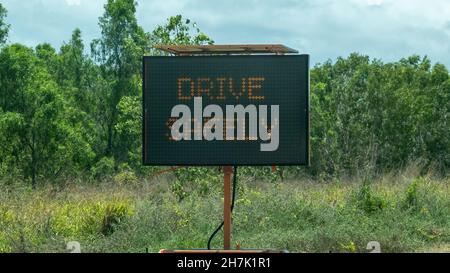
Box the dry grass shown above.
[0,167,449,253]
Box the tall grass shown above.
[0,168,449,253]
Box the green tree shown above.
[150,14,214,55]
[91,0,150,159]
[35,43,58,79]
[306,53,450,177]
[58,29,85,89]
[0,44,94,187]
[114,14,214,171]
[0,3,9,45]
[57,29,102,170]
[115,95,141,168]
[58,29,91,111]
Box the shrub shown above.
[52,200,133,239]
[114,171,138,186]
[172,167,222,200]
[101,203,133,236]
[403,177,422,210]
[0,204,47,253]
[354,184,386,213]
[90,157,115,179]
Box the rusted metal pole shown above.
[223,166,233,250]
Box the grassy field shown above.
[0,169,449,253]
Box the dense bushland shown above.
[0,1,449,190]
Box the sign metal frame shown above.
[142,54,310,167]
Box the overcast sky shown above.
[2,0,450,66]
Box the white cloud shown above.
[366,0,384,6]
[65,0,81,6]
[351,0,384,6]
[1,0,449,66]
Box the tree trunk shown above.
[107,120,114,157]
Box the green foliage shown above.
[0,1,449,189]
[172,167,222,200]
[404,177,422,209]
[170,180,189,202]
[91,0,150,160]
[150,14,214,55]
[101,202,133,236]
[0,44,94,187]
[114,170,138,186]
[0,174,449,253]
[0,188,133,252]
[90,157,115,180]
[0,3,8,45]
[239,167,280,183]
[24,174,450,253]
[354,183,386,214]
[115,95,141,168]
[310,54,450,176]
[52,199,133,239]
[0,2,217,186]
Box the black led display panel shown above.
[143,55,309,166]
